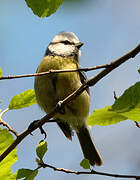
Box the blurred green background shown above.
[0,0,140,179]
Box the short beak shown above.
[76,42,84,49]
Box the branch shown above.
[113,91,118,100]
[0,44,140,163]
[0,108,18,137]
[134,121,140,128]
[0,120,18,137]
[0,64,112,80]
[40,162,140,179]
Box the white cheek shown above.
[49,44,75,56]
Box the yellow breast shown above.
[34,56,90,130]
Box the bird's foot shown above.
[56,101,65,114]
[28,120,47,140]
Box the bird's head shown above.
[45,31,84,61]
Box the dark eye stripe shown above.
[50,41,75,45]
[61,40,72,45]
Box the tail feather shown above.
[57,120,73,140]
[77,126,102,166]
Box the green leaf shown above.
[35,158,41,165]
[25,169,38,180]
[120,107,140,121]
[112,82,140,121]
[16,169,33,179]
[10,172,18,180]
[0,128,17,180]
[112,82,140,113]
[0,68,2,78]
[80,159,90,169]
[138,68,140,74]
[36,141,47,160]
[25,0,64,17]
[16,169,38,180]
[88,82,140,126]
[9,89,36,110]
[88,106,127,126]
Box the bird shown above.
[34,31,102,166]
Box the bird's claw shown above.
[28,120,47,140]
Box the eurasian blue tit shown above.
[34,32,102,166]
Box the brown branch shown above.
[0,64,111,80]
[134,121,140,128]
[0,120,18,137]
[114,91,118,100]
[0,108,18,137]
[40,162,140,179]
[0,44,140,163]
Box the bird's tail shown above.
[76,125,102,166]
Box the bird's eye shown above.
[62,40,71,45]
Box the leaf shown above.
[112,82,140,121]
[112,82,140,113]
[138,68,140,74]
[16,169,38,180]
[120,107,140,121]
[0,68,2,78]
[35,158,40,165]
[25,169,38,180]
[9,89,36,110]
[10,172,18,180]
[25,0,64,17]
[16,169,33,179]
[80,159,90,169]
[88,106,127,126]
[88,82,140,126]
[36,141,47,160]
[0,128,17,180]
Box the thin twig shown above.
[134,121,140,128]
[0,108,18,137]
[40,162,140,179]
[0,120,18,137]
[114,91,118,100]
[0,64,111,80]
[0,44,140,163]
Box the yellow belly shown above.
[34,56,90,130]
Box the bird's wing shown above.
[79,68,90,95]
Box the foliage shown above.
[16,169,38,180]
[15,141,47,179]
[80,159,90,169]
[88,82,140,126]
[5,141,47,180]
[112,82,140,113]
[0,128,17,180]
[9,89,36,110]
[88,106,127,126]
[0,68,2,78]
[25,0,64,17]
[36,141,47,161]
